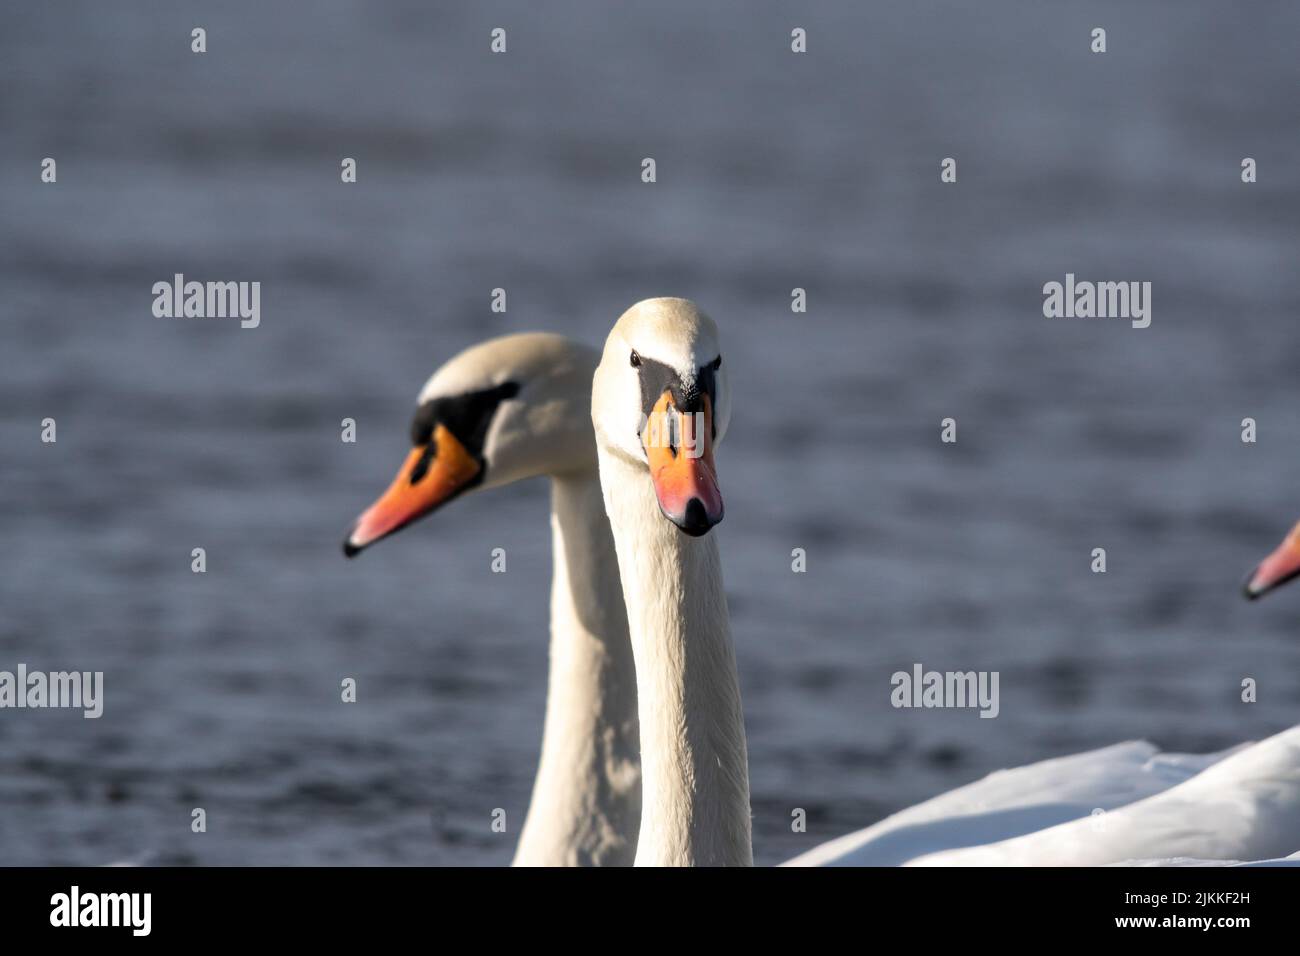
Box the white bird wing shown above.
[907,725,1300,866]
[1110,851,1300,867]
[783,738,1244,867]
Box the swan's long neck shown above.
[598,448,752,866]
[512,471,641,866]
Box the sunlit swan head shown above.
[592,297,730,537]
[1244,518,1300,599]
[344,332,599,556]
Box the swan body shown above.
[783,739,1243,867]
[1117,851,1300,867]
[344,332,639,866]
[905,725,1300,866]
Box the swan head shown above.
[592,297,730,537]
[1244,519,1300,599]
[344,332,600,556]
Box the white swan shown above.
[591,298,750,866]
[343,332,639,866]
[591,297,1300,867]
[905,725,1300,865]
[782,739,1243,866]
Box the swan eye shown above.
[711,355,722,370]
[630,350,641,368]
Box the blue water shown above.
[2,1,1300,865]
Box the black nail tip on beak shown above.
[342,537,363,559]
[674,497,719,537]
[1241,560,1300,601]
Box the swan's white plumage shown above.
[904,725,1300,866]
[593,298,751,866]
[783,740,1242,866]
[1115,851,1300,867]
[513,471,639,866]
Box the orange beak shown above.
[343,423,482,556]
[642,391,723,537]
[1244,521,1300,600]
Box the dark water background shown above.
[3,1,1300,865]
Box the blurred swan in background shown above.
[343,332,639,866]
[1243,519,1300,600]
